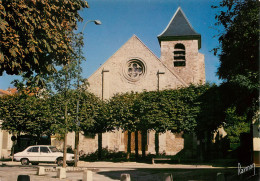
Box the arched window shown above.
[173,43,186,67]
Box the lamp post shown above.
[74,19,101,167]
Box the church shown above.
[52,7,205,156]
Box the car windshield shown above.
[49,146,59,152]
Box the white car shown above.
[13,145,74,166]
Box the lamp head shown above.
[94,20,102,25]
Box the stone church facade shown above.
[53,7,205,156]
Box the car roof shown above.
[27,145,53,147]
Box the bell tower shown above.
[158,7,205,85]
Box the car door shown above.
[39,146,52,162]
[26,146,39,162]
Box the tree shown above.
[212,0,259,120]
[0,92,53,140]
[81,99,114,160]
[109,92,139,159]
[69,91,100,134]
[212,0,259,163]
[166,85,205,133]
[224,107,249,146]
[50,33,83,167]
[134,91,171,157]
[116,84,208,158]
[74,90,102,134]
[51,63,75,168]
[0,0,88,77]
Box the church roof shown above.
[158,7,201,49]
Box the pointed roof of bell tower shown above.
[158,7,201,49]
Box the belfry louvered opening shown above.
[173,43,186,67]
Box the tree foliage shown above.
[196,85,225,137]
[109,92,138,132]
[213,0,259,119]
[133,85,209,134]
[134,91,170,133]
[108,84,211,135]
[82,100,114,135]
[49,90,100,134]
[224,107,249,144]
[0,82,237,159]
[0,93,53,137]
[78,92,104,134]
[0,0,88,76]
[164,85,208,133]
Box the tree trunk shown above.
[155,131,159,156]
[63,103,68,168]
[11,139,15,162]
[17,132,21,150]
[98,133,102,160]
[74,97,80,167]
[135,131,139,160]
[250,122,254,164]
[141,130,147,158]
[74,131,79,167]
[127,131,131,160]
[63,133,67,168]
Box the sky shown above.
[0,0,223,90]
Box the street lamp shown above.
[82,20,102,33]
[76,19,102,121]
[74,19,102,167]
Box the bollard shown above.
[216,173,226,181]
[83,170,93,181]
[57,167,66,179]
[37,166,45,176]
[120,173,131,181]
[17,175,30,181]
[159,173,173,181]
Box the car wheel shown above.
[21,158,29,165]
[31,162,39,165]
[57,158,63,166]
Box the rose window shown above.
[124,59,145,82]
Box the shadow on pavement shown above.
[97,167,260,181]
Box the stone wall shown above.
[0,120,12,159]
[160,40,205,85]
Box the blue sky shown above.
[0,0,222,90]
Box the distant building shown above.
[0,88,17,159]
[52,7,205,156]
